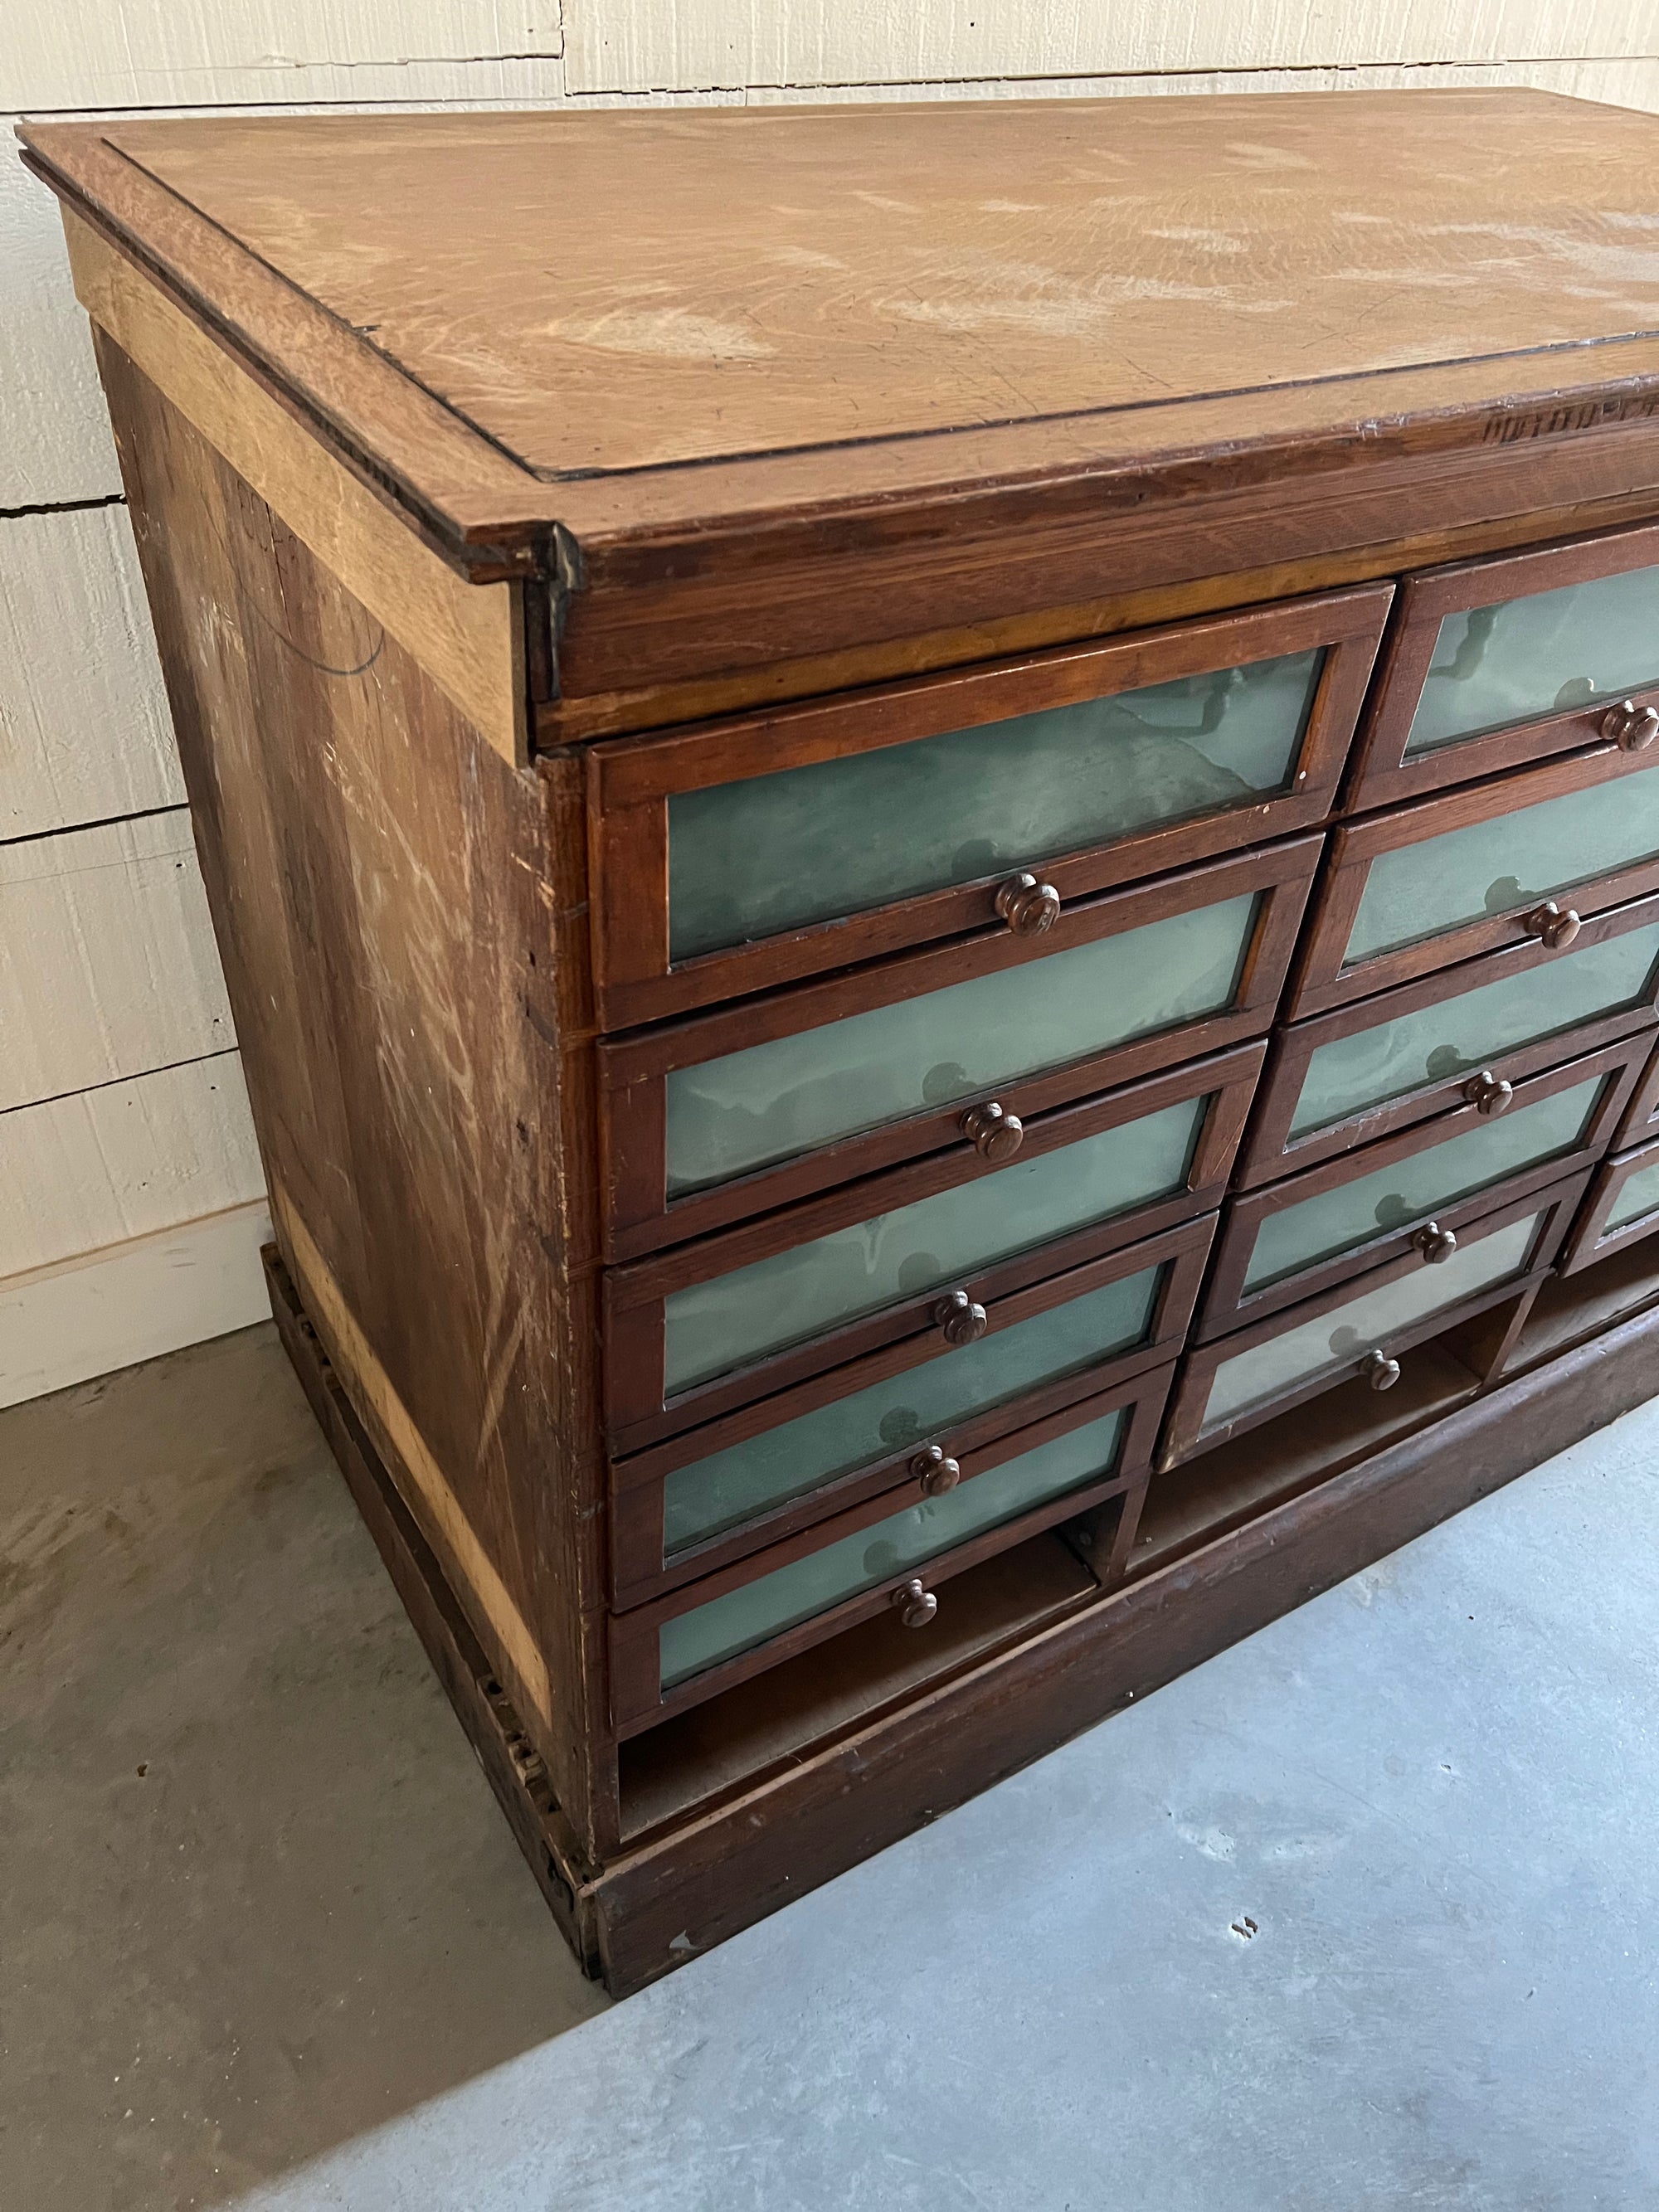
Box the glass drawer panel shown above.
[1607,1159,1659,1231]
[659,1406,1127,1688]
[1245,1075,1604,1289]
[1202,1213,1540,1437]
[1405,566,1659,756]
[1345,762,1659,966]
[667,891,1258,1197]
[1289,924,1659,1139]
[668,651,1322,962]
[663,1264,1162,1556]
[664,1095,1205,1393]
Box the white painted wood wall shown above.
[4,4,1657,1408]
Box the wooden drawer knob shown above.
[1463,1068,1513,1117]
[1523,900,1581,949]
[1413,1219,1457,1263]
[1602,698,1659,751]
[911,1444,962,1495]
[995,871,1062,936]
[961,1100,1024,1159]
[934,1289,989,1345]
[1360,1348,1402,1392]
[892,1578,938,1628]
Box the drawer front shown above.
[1165,1177,1586,1463]
[1202,1036,1647,1338]
[604,1054,1243,1447]
[1297,741,1659,1014]
[610,1365,1172,1732]
[1614,1039,1659,1148]
[1244,892,1659,1184]
[1561,1133,1659,1276]
[602,838,1317,1260]
[1347,519,1659,813]
[611,1213,1209,1604]
[591,588,1388,1028]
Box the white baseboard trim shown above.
[0,1198,272,1411]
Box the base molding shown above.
[267,1243,1659,2000]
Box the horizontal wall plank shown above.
[0,809,233,1114]
[1,130,120,504]
[1,502,182,839]
[0,1053,262,1278]
[569,5,1659,94]
[2,9,562,111]
[0,1198,271,1411]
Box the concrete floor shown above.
[4,1327,1659,2210]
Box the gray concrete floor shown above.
[4,1325,1658,2210]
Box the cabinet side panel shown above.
[95,333,611,1849]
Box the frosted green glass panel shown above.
[666,892,1258,1196]
[664,1096,1204,1393]
[1345,762,1659,965]
[663,1265,1162,1556]
[669,650,1321,961]
[1405,566,1659,756]
[1288,924,1659,1139]
[1244,1076,1604,1290]
[1607,1159,1659,1232]
[659,1407,1127,1688]
[1201,1213,1540,1437]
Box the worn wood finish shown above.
[609,1213,1217,1607]
[1559,1133,1659,1275]
[1295,738,1659,1016]
[590,586,1389,1028]
[1199,1034,1649,1339]
[609,1364,1175,1735]
[1239,888,1659,1188]
[1613,1038,1659,1148]
[601,840,1317,1259]
[92,338,615,1853]
[1345,517,1659,814]
[1160,1174,1590,1465]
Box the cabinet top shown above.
[22,91,1659,566]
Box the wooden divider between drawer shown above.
[1559,1131,1659,1275]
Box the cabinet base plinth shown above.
[266,1245,1659,2000]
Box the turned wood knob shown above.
[934,1289,989,1346]
[961,1100,1024,1160]
[892,1578,938,1628]
[1522,899,1581,949]
[995,871,1062,936]
[1413,1219,1457,1264]
[1360,1348,1402,1392]
[1602,698,1659,751]
[1463,1067,1514,1117]
[911,1445,962,1495]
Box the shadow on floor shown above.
[0,1325,605,2212]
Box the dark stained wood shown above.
[609,1365,1175,1734]
[1295,736,1659,1015]
[1199,1034,1648,1339]
[1345,516,1659,814]
[589,586,1389,1028]
[609,1213,1214,1607]
[1160,1173,1590,1466]
[1500,1232,1659,1374]
[601,839,1318,1258]
[1239,888,1659,1188]
[1559,1132,1659,1275]
[1614,1038,1659,1148]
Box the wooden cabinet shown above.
[32,88,1659,1995]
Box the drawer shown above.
[610,1212,1211,1606]
[609,1362,1173,1733]
[1242,888,1659,1186]
[603,1056,1239,1451]
[1162,1175,1587,1465]
[589,586,1389,1028]
[1347,519,1659,814]
[601,837,1318,1260]
[1614,1038,1659,1148]
[1560,1134,1659,1276]
[1296,739,1659,1016]
[1202,1035,1647,1339]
